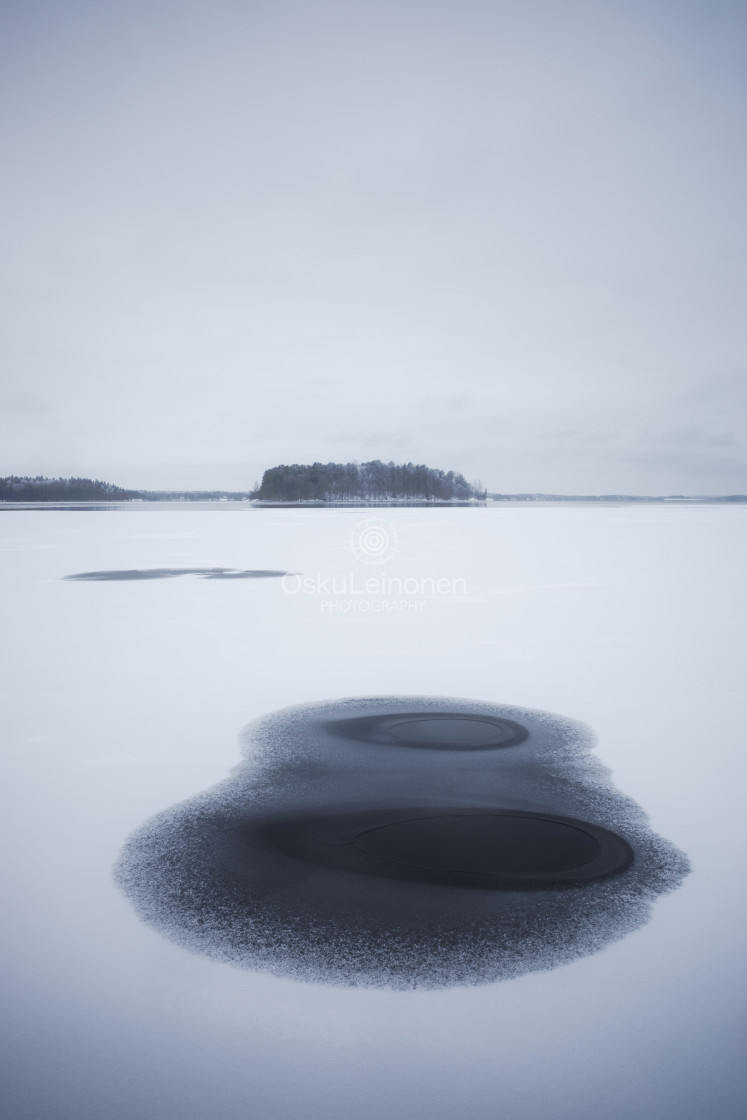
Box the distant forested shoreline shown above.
[0,476,139,501]
[251,461,486,502]
[3,472,743,505]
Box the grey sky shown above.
[1,0,745,493]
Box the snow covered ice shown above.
[1,502,745,1120]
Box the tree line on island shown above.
[0,476,254,501]
[251,461,486,502]
[0,476,139,501]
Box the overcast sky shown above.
[1,0,745,493]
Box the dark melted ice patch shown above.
[115,696,689,989]
[64,568,292,581]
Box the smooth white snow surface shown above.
[0,504,745,1119]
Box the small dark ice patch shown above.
[64,568,291,581]
[115,697,689,989]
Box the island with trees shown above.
[0,475,140,501]
[0,477,254,502]
[250,461,487,503]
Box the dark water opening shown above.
[116,696,689,989]
[325,712,528,750]
[255,808,631,888]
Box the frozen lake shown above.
[1,503,745,1119]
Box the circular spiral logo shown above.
[349,517,398,566]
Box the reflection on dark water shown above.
[64,568,292,581]
[116,696,689,989]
